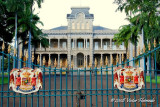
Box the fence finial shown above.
[48,56,51,66]
[14,48,16,56]
[148,42,151,50]
[116,54,119,64]
[32,53,34,62]
[71,60,74,68]
[89,61,92,68]
[138,45,140,55]
[95,58,97,67]
[133,49,135,57]
[54,58,57,67]
[37,55,40,64]
[26,51,28,59]
[111,55,113,65]
[122,53,124,62]
[65,59,68,68]
[127,51,129,59]
[100,57,103,67]
[105,56,108,66]
[2,41,5,51]
[43,56,46,66]
[154,39,156,48]
[20,49,22,58]
[7,45,11,53]
[84,58,86,68]
[143,45,145,53]
[60,59,62,68]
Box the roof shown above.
[51,26,68,30]
[51,26,111,31]
[67,7,94,19]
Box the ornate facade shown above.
[33,7,126,68]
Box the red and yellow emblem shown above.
[9,67,42,94]
[114,66,144,92]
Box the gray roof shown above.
[51,26,68,30]
[51,26,111,31]
[67,7,94,19]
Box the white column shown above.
[40,42,41,50]
[84,39,85,48]
[86,39,87,48]
[49,39,51,48]
[86,55,88,68]
[75,55,77,68]
[101,39,102,49]
[75,39,77,49]
[110,54,112,66]
[110,39,112,49]
[119,54,121,64]
[58,39,60,49]
[84,55,86,67]
[101,54,103,66]
[40,54,42,66]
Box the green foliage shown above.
[0,0,48,51]
[114,0,160,67]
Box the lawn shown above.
[146,76,160,84]
[0,77,9,85]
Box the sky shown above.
[34,0,129,30]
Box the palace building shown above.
[33,7,126,68]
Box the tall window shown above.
[62,42,66,49]
[71,41,74,49]
[94,42,99,50]
[77,23,80,29]
[120,42,124,50]
[78,42,83,48]
[104,42,108,50]
[86,22,89,29]
[81,23,84,29]
[112,42,116,50]
[72,22,75,29]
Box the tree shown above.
[114,0,160,75]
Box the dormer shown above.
[67,7,94,32]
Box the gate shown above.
[0,41,160,107]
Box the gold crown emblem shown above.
[23,71,31,78]
[125,70,133,76]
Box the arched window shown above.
[72,22,75,29]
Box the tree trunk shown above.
[13,12,17,68]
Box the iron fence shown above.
[0,41,160,107]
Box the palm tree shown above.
[26,0,44,67]
[114,0,160,77]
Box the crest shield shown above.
[9,67,42,94]
[114,66,144,92]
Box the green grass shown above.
[146,76,160,84]
[0,77,9,85]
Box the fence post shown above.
[1,41,5,107]
[76,69,81,107]
[7,45,11,107]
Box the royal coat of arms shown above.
[114,66,144,92]
[9,67,42,94]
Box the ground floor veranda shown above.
[33,53,126,68]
